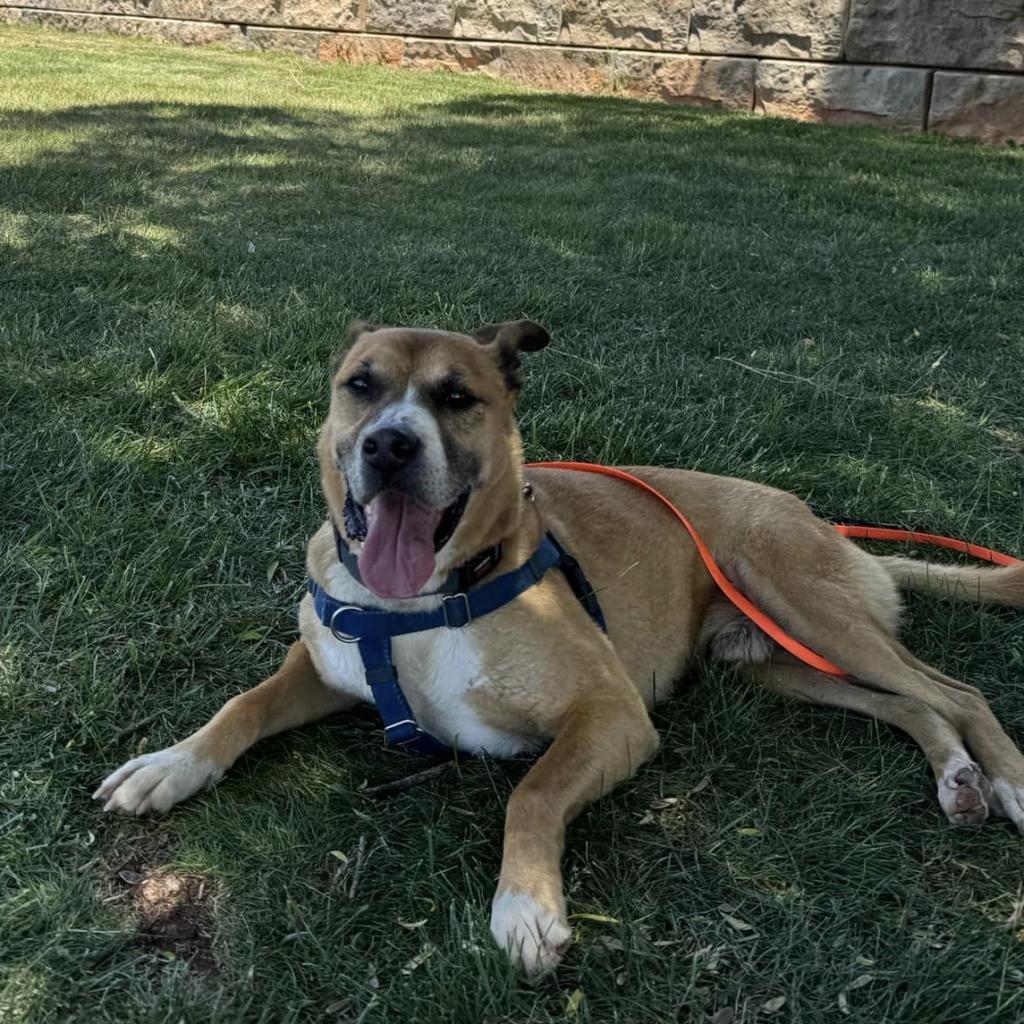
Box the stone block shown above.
[929,71,1024,144]
[453,0,561,44]
[320,32,405,63]
[280,0,362,30]
[558,0,690,51]
[846,1,1024,73]
[688,0,847,60]
[486,43,613,91]
[365,0,453,36]
[245,25,331,55]
[6,0,140,12]
[755,61,928,130]
[613,52,754,109]
[401,38,500,70]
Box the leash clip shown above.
[329,605,362,643]
[442,593,472,628]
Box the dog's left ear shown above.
[474,320,550,390]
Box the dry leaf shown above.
[689,775,711,795]
[649,797,678,810]
[118,869,143,885]
[737,827,762,837]
[565,988,584,1018]
[329,850,348,864]
[838,992,850,1015]
[722,914,755,933]
[400,943,436,975]
[572,913,619,924]
[638,811,656,825]
[761,995,786,1013]
[850,973,874,989]
[599,936,625,952]
[710,1009,735,1024]
[398,919,427,930]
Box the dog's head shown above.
[318,320,549,598]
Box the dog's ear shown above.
[345,319,380,345]
[333,319,380,375]
[474,320,550,390]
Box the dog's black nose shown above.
[362,426,421,476]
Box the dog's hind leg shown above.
[726,532,1024,832]
[743,654,993,825]
[95,640,355,815]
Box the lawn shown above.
[2,24,1024,1024]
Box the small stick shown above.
[347,834,367,900]
[112,712,161,743]
[360,762,453,800]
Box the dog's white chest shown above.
[301,592,535,758]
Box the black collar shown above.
[331,521,503,597]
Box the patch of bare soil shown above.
[104,835,218,976]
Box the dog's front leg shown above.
[490,687,659,973]
[95,640,354,815]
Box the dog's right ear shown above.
[333,319,379,375]
[345,319,379,345]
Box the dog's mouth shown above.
[344,489,470,598]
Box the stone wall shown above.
[2,0,1023,143]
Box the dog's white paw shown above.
[93,747,223,816]
[490,887,571,974]
[937,757,991,825]
[990,780,1024,834]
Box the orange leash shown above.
[527,461,1022,679]
[831,524,1023,569]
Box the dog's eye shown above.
[345,373,374,398]
[438,386,477,411]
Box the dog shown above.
[95,320,1024,973]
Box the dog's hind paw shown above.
[990,780,1024,835]
[937,758,991,826]
[93,747,223,816]
[490,887,571,974]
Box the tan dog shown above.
[95,321,1024,972]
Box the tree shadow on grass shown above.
[3,88,1022,705]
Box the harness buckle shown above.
[442,593,472,628]
[329,605,362,643]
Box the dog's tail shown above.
[877,556,1024,608]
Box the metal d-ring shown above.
[329,606,362,643]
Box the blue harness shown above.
[307,528,606,758]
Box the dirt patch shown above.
[104,837,218,976]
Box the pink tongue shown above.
[359,492,443,598]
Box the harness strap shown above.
[309,534,569,642]
[308,531,606,757]
[356,637,455,758]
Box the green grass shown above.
[2,24,1024,1024]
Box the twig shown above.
[360,761,453,800]
[347,834,367,900]
[112,712,161,743]
[714,356,828,390]
[714,355,921,402]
